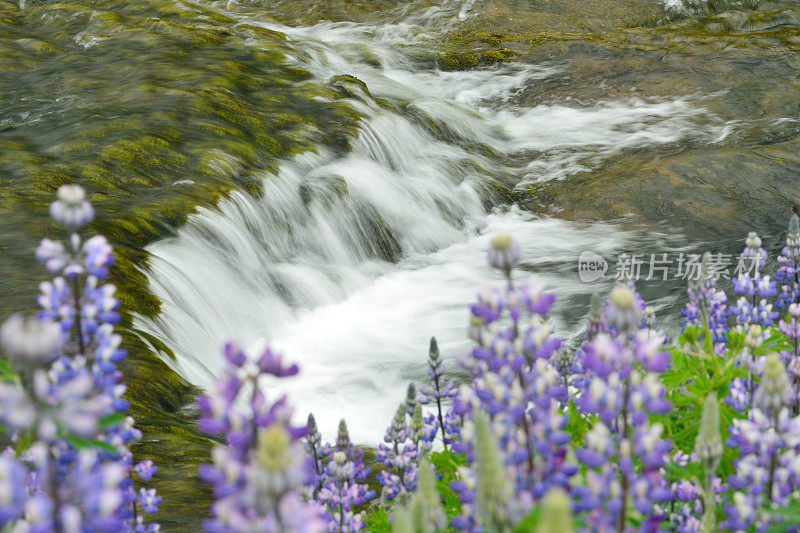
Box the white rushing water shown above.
[135,1,731,442]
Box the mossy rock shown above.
[0,0,363,527]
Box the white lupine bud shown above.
[474,411,512,531]
[695,394,722,471]
[754,355,791,417]
[407,459,446,533]
[746,232,762,249]
[537,488,573,533]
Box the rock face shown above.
[447,0,800,245]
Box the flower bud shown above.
[336,419,351,452]
[405,383,417,415]
[429,337,439,364]
[49,184,94,229]
[474,410,512,531]
[788,215,800,248]
[754,354,791,416]
[744,324,763,351]
[694,394,722,471]
[307,414,321,447]
[606,284,643,332]
[487,234,521,275]
[407,458,446,533]
[537,488,574,533]
[745,232,762,250]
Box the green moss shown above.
[438,32,518,71]
[0,0,363,527]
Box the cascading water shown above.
[135,0,732,441]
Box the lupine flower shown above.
[726,324,766,413]
[668,478,704,533]
[376,402,421,503]
[682,253,729,353]
[731,232,778,327]
[316,420,374,532]
[449,236,575,531]
[722,355,800,531]
[776,215,800,309]
[574,284,672,531]
[0,314,61,366]
[418,337,458,449]
[0,185,159,532]
[198,342,325,532]
[305,414,326,498]
[730,233,777,328]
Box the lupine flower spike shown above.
[317,420,374,532]
[418,337,458,449]
[198,342,325,532]
[0,185,159,532]
[694,394,722,533]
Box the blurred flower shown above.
[49,185,94,229]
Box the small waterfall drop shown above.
[136,1,731,441]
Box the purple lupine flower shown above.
[574,284,673,531]
[304,414,326,499]
[682,253,729,354]
[419,337,459,450]
[729,233,778,329]
[0,451,28,526]
[667,479,704,532]
[198,343,325,532]
[376,402,421,503]
[721,356,800,531]
[316,420,375,532]
[449,236,576,530]
[135,461,157,482]
[776,215,800,309]
[0,185,160,531]
[257,346,300,377]
[725,324,767,413]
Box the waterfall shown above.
[135,1,730,441]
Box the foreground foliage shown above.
[5,187,800,532]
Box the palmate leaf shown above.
[364,508,392,533]
[430,450,465,523]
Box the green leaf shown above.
[65,434,117,454]
[513,506,541,532]
[0,357,17,382]
[364,508,392,533]
[98,412,127,429]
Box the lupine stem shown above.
[617,378,631,533]
[71,274,86,356]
